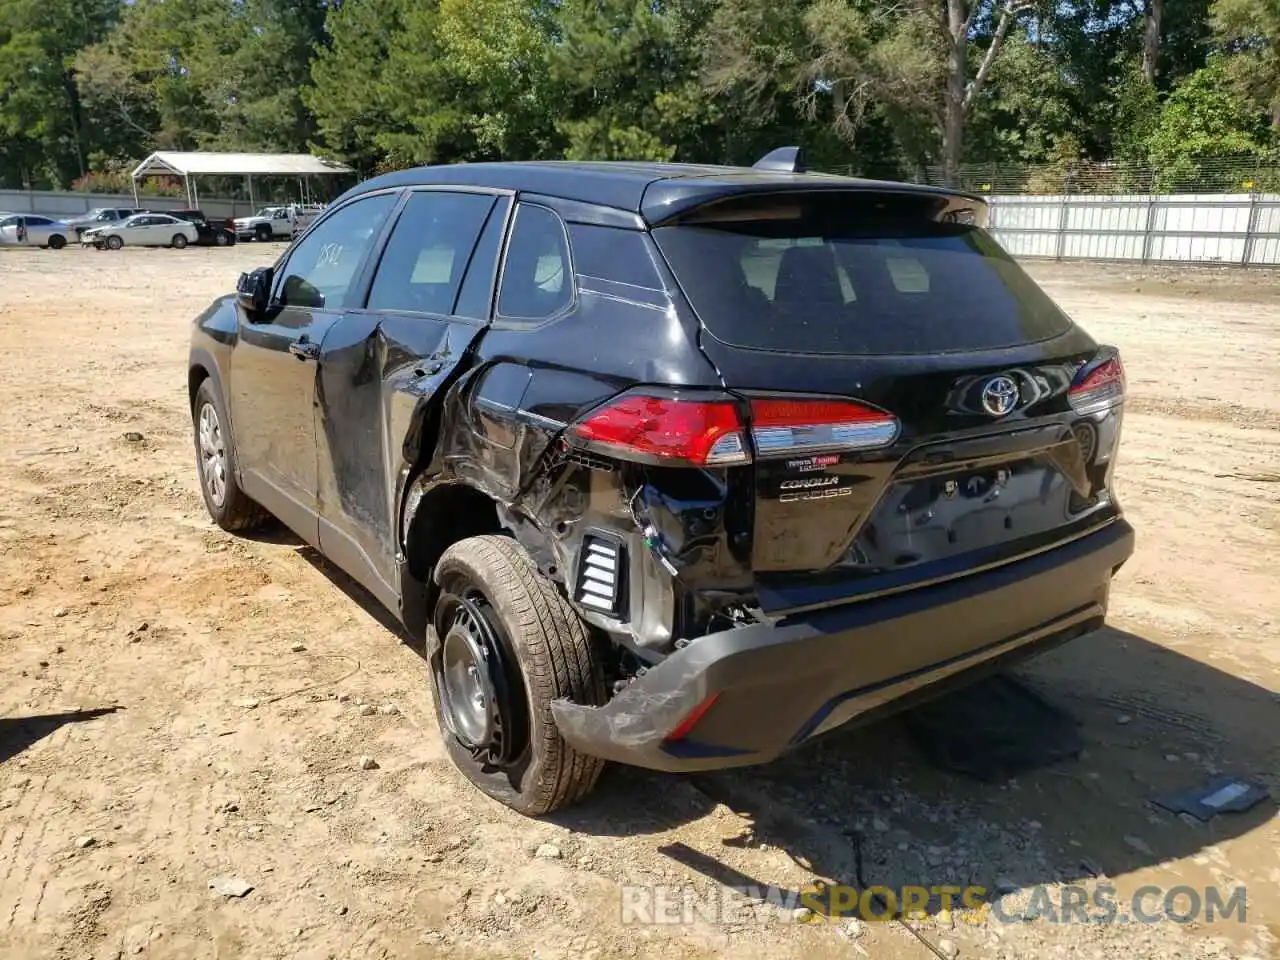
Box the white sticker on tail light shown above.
[749,398,899,459]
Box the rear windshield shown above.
[651,193,1072,356]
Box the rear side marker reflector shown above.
[1068,356,1126,416]
[664,692,721,743]
[569,391,899,466]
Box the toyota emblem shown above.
[981,376,1019,417]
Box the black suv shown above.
[166,209,237,246]
[188,149,1134,815]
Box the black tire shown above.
[254,224,272,242]
[214,231,229,246]
[432,535,608,816]
[48,234,66,250]
[172,233,188,249]
[106,235,123,250]
[191,378,269,533]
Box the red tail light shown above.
[569,391,900,466]
[1069,356,1126,416]
[750,397,899,457]
[569,392,749,466]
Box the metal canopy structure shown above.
[129,151,354,209]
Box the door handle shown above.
[289,339,320,361]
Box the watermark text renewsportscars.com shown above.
[620,882,1247,926]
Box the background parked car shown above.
[166,209,237,246]
[0,214,71,249]
[233,203,323,242]
[82,213,199,250]
[66,207,146,240]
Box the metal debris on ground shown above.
[209,877,254,898]
[1151,776,1270,822]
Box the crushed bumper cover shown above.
[551,518,1135,772]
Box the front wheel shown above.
[172,233,188,249]
[105,235,123,250]
[254,224,272,243]
[192,379,269,532]
[431,535,608,816]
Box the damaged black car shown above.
[187,149,1135,815]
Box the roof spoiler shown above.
[752,147,805,174]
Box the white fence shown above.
[0,189,261,220]
[9,187,1280,266]
[988,193,1280,266]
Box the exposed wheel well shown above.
[405,483,504,588]
[400,482,507,642]
[188,365,210,410]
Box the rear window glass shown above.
[652,194,1072,356]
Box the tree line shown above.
[2,0,1278,194]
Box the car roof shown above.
[345,159,982,226]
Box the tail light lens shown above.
[1068,356,1126,416]
[569,391,900,466]
[569,393,749,466]
[750,398,899,457]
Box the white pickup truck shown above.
[233,204,324,242]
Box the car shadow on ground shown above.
[0,707,122,766]
[279,538,1278,920]
[256,526,418,646]
[557,626,1279,920]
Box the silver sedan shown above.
[0,215,72,249]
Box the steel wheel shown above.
[429,536,607,815]
[197,401,227,508]
[434,587,524,766]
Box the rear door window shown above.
[366,190,496,316]
[453,197,512,320]
[652,193,1073,356]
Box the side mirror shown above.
[236,267,273,315]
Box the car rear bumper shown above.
[551,518,1135,772]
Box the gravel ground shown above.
[0,246,1276,960]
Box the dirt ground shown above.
[0,246,1276,960]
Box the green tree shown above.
[306,0,407,172]
[1147,57,1269,189]
[0,0,123,188]
[1214,0,1280,127]
[551,0,722,162]
[309,0,555,171]
[704,0,1033,184]
[75,0,324,162]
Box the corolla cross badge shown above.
[981,375,1019,417]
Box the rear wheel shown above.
[192,378,269,533]
[214,231,229,246]
[106,235,123,250]
[172,233,188,249]
[254,224,272,243]
[48,234,66,250]
[431,535,608,816]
